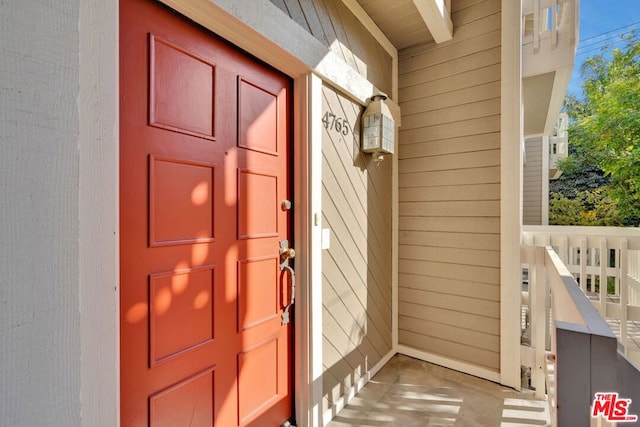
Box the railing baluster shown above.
[600,238,608,316]
[579,237,587,292]
[531,246,547,399]
[621,238,629,357]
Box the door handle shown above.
[281,265,295,325]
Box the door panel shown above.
[120,1,293,425]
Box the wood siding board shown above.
[452,0,501,28]
[282,0,312,33]
[399,183,500,202]
[399,166,501,188]
[325,193,391,322]
[400,30,500,74]
[399,64,500,102]
[399,200,500,217]
[322,207,392,333]
[398,316,499,352]
[398,329,499,370]
[398,230,500,251]
[400,116,501,144]
[398,259,500,285]
[321,0,360,72]
[323,267,389,356]
[400,81,501,116]
[270,0,289,14]
[310,0,337,48]
[398,286,500,318]
[399,244,501,268]
[398,301,499,334]
[398,149,500,173]
[399,273,500,301]
[322,289,382,360]
[398,216,500,233]
[298,0,329,44]
[400,98,500,130]
[323,252,392,357]
[399,133,500,159]
[399,46,501,88]
[452,0,490,13]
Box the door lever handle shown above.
[281,265,295,325]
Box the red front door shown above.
[120,1,293,425]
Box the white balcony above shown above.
[522,0,579,136]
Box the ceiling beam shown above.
[413,0,453,43]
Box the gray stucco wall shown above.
[0,1,81,425]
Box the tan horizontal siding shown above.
[398,328,499,370]
[400,273,500,301]
[399,166,500,187]
[400,132,500,159]
[399,301,499,334]
[397,0,501,373]
[398,230,500,251]
[401,81,501,116]
[524,137,544,225]
[399,183,500,201]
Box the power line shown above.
[578,20,640,45]
[578,30,635,51]
[577,31,638,54]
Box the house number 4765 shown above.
[322,112,350,136]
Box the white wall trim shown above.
[397,346,501,384]
[322,350,396,426]
[500,0,523,390]
[79,0,120,425]
[392,130,399,350]
[293,72,325,427]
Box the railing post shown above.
[531,246,547,399]
[579,237,587,293]
[621,238,629,357]
[599,238,608,316]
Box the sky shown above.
[567,0,640,96]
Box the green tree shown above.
[549,189,625,226]
[561,32,640,225]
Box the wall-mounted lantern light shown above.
[361,93,395,165]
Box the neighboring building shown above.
[524,113,569,225]
[0,0,578,426]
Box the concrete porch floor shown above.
[326,354,550,427]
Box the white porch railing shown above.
[522,226,640,425]
[522,0,579,63]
